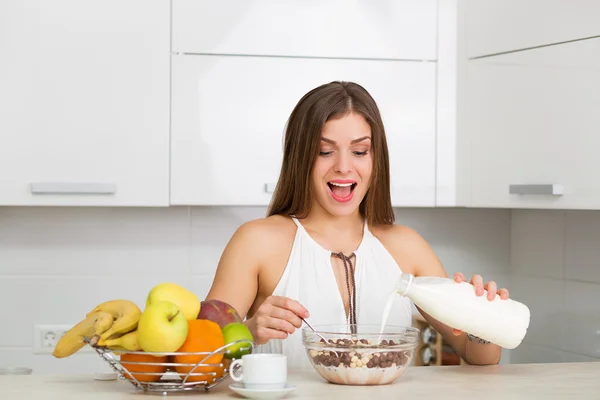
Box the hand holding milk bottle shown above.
[395,273,530,349]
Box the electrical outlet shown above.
[33,324,94,354]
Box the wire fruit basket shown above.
[86,337,254,395]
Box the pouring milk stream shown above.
[381,273,530,349]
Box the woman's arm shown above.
[378,225,503,365]
[405,227,503,365]
[205,219,309,345]
[205,221,263,319]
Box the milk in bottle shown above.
[395,273,530,349]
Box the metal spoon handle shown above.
[300,317,340,357]
[300,317,328,343]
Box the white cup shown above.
[229,353,287,390]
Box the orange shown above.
[120,353,168,383]
[174,319,225,384]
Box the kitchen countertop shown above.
[3,362,599,399]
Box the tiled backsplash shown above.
[0,206,510,373]
[509,210,600,364]
[3,206,599,374]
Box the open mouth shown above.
[327,181,357,202]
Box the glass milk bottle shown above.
[395,273,530,349]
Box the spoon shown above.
[300,317,328,343]
[300,317,340,358]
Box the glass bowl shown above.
[302,324,419,386]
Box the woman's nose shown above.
[333,153,352,174]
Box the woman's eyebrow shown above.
[320,136,371,145]
[351,136,371,144]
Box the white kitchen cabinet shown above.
[0,0,170,206]
[170,55,436,207]
[172,0,437,61]
[464,0,600,59]
[466,37,600,209]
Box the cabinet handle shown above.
[264,183,276,193]
[509,184,563,196]
[30,182,117,195]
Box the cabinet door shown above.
[468,38,600,209]
[172,0,437,61]
[0,0,170,206]
[170,55,436,206]
[465,0,600,58]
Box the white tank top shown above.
[254,217,413,369]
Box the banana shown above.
[87,299,142,340]
[94,330,142,351]
[52,310,114,358]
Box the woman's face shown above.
[311,112,373,218]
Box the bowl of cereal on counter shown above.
[302,324,420,385]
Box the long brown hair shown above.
[267,81,395,226]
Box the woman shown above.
[205,81,509,368]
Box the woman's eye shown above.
[319,150,368,156]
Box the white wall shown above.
[509,210,600,364]
[8,206,599,373]
[0,206,511,374]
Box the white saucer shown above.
[229,382,297,399]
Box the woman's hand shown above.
[244,296,310,345]
[451,272,510,336]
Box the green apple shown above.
[146,282,201,321]
[137,301,188,352]
[222,322,254,359]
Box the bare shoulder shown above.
[370,223,447,277]
[206,214,297,318]
[240,214,296,232]
[370,223,428,253]
[228,214,296,260]
[233,214,296,242]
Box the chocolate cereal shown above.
[308,338,411,369]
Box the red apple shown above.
[197,299,242,328]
